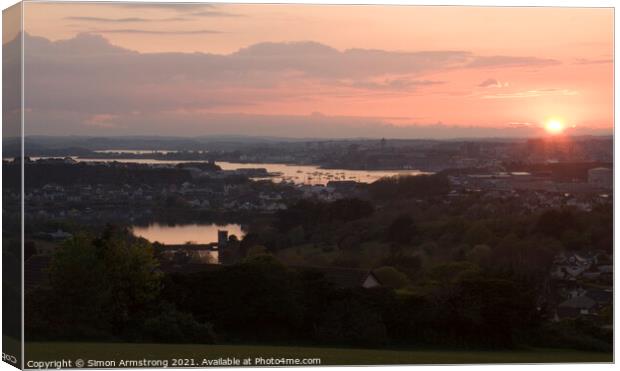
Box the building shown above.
[585,288,612,306]
[217,230,228,250]
[49,229,73,241]
[556,295,597,319]
[588,167,612,189]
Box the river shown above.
[29,154,427,185]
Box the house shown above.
[587,167,612,189]
[556,295,597,319]
[581,265,601,280]
[550,251,595,280]
[361,271,382,288]
[565,286,587,299]
[49,229,72,241]
[585,288,612,306]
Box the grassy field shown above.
[24,342,612,365]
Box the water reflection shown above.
[131,223,245,245]
[217,161,425,186]
[94,150,180,155]
[30,155,427,185]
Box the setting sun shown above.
[544,119,565,135]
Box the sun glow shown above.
[544,119,565,135]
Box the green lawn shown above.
[24,342,612,366]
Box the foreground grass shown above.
[25,342,612,365]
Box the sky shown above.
[6,3,614,138]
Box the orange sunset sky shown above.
[6,3,615,138]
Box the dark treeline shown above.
[4,162,192,190]
[276,198,375,233]
[366,173,451,200]
[25,227,611,351]
[243,182,612,260]
[4,161,229,190]
[163,256,542,348]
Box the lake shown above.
[94,149,182,155]
[131,223,245,245]
[132,223,245,264]
[31,154,428,185]
[216,162,425,186]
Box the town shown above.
[4,134,612,356]
[4,2,613,365]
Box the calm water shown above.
[31,156,198,165]
[94,149,181,154]
[216,162,425,185]
[131,223,245,245]
[32,154,427,185]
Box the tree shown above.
[246,245,269,258]
[373,266,410,289]
[369,174,450,200]
[381,253,423,279]
[535,209,579,239]
[465,244,492,265]
[140,302,216,344]
[488,234,560,285]
[463,223,492,245]
[177,255,304,341]
[436,273,539,347]
[337,233,361,251]
[386,214,417,245]
[328,198,374,221]
[561,229,589,251]
[46,226,161,335]
[427,261,480,285]
[25,241,37,261]
[316,297,387,346]
[287,226,305,245]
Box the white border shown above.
[0,1,617,371]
